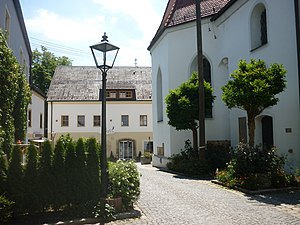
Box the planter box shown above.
[141,156,151,165]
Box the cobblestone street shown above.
[107,163,300,225]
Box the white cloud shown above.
[26,9,105,43]
[92,0,162,41]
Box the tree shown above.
[38,140,53,210]
[23,144,40,214]
[74,138,87,204]
[0,29,31,156]
[7,145,24,214]
[31,46,72,94]
[86,138,100,200]
[52,139,66,210]
[65,141,77,206]
[222,59,286,146]
[165,72,215,153]
[13,70,31,142]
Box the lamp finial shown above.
[101,32,108,42]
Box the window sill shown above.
[250,42,268,52]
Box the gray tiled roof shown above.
[47,66,152,101]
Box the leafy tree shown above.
[65,141,77,206]
[13,71,31,142]
[31,46,72,94]
[38,140,53,210]
[52,139,66,210]
[222,59,286,146]
[165,72,215,153]
[0,29,31,156]
[7,145,24,214]
[23,144,40,213]
[86,138,100,200]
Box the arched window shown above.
[190,57,212,118]
[157,69,163,122]
[251,3,268,50]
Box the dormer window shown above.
[120,91,132,98]
[107,91,117,98]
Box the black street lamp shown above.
[90,32,119,198]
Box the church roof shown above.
[148,0,235,50]
[47,66,152,101]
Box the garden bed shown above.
[211,179,300,195]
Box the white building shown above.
[148,0,300,169]
[47,66,153,159]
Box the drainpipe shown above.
[295,0,300,105]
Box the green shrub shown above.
[167,140,211,176]
[0,152,7,195]
[108,160,140,209]
[0,195,14,223]
[24,144,40,213]
[216,143,291,190]
[7,145,24,214]
[206,141,231,171]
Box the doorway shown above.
[119,140,133,159]
[262,116,274,149]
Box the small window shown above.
[107,91,117,98]
[61,115,69,127]
[77,115,85,127]
[28,110,32,127]
[93,115,101,127]
[40,113,43,129]
[121,115,129,126]
[140,115,147,126]
[120,91,132,98]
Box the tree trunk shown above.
[247,113,256,147]
[192,127,198,155]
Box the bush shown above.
[206,141,231,172]
[0,195,14,223]
[167,140,212,176]
[108,160,140,209]
[216,143,292,190]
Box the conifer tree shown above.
[7,145,24,214]
[23,144,39,214]
[65,141,77,206]
[38,140,53,210]
[74,138,87,204]
[52,139,66,210]
[86,138,100,200]
[0,151,7,195]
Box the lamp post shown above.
[195,0,206,160]
[90,32,119,198]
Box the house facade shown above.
[148,0,300,169]
[0,0,31,80]
[27,86,46,140]
[47,66,153,159]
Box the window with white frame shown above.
[77,115,85,127]
[143,140,153,153]
[140,115,147,126]
[40,113,43,129]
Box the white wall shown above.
[150,0,300,168]
[27,91,45,140]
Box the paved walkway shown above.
[107,164,300,225]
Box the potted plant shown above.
[141,151,152,165]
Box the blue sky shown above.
[20,0,168,67]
